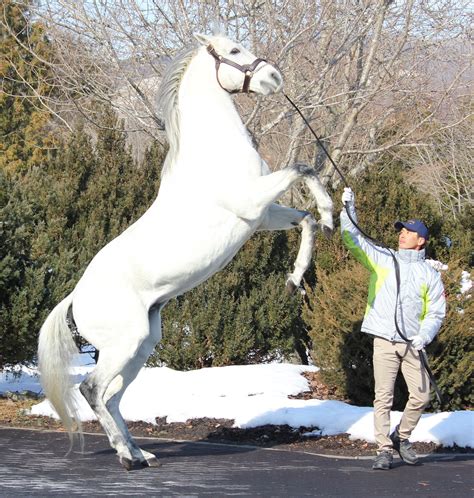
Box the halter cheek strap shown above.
[206,45,267,94]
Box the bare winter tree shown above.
[2,0,471,204]
[408,122,473,218]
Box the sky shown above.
[1,361,472,449]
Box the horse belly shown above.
[132,213,255,300]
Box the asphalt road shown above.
[0,427,472,497]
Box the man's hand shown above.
[342,187,355,206]
[410,335,425,350]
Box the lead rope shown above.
[284,93,443,405]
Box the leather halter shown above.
[206,45,267,94]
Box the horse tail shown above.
[38,293,82,448]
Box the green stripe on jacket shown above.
[342,230,390,316]
[420,283,430,321]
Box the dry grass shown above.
[0,398,63,430]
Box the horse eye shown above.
[230,48,240,55]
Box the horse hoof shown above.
[120,457,133,471]
[320,224,333,239]
[145,457,162,468]
[294,162,313,176]
[286,279,297,295]
[120,456,146,471]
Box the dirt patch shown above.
[289,371,347,402]
[0,373,471,457]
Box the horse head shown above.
[194,33,283,96]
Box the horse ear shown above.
[194,33,213,46]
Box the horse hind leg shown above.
[104,311,163,469]
[80,307,163,470]
[104,372,160,469]
[79,344,154,468]
[105,380,160,469]
[80,364,142,470]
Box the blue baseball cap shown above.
[394,219,429,240]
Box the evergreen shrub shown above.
[429,262,473,411]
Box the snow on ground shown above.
[1,362,472,448]
[460,270,472,295]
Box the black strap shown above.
[419,349,443,404]
[391,248,443,405]
[207,45,266,94]
[66,303,79,334]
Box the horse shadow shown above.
[87,436,258,471]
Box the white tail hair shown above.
[38,293,83,450]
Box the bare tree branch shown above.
[2,0,471,208]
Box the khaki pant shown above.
[373,337,431,452]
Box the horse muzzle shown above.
[257,65,283,95]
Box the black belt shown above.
[66,303,79,334]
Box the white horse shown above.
[38,33,333,470]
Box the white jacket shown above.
[341,206,446,344]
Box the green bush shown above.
[429,262,473,411]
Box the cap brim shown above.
[394,221,405,230]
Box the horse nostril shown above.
[271,71,282,85]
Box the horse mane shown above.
[157,44,198,177]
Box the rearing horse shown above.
[38,33,333,470]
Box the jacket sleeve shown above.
[418,271,446,345]
[340,205,392,271]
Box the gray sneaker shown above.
[390,426,419,465]
[372,451,393,470]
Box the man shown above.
[340,187,446,470]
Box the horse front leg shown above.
[257,204,318,294]
[216,163,333,231]
[302,171,334,237]
[216,163,314,221]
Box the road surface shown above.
[0,427,472,497]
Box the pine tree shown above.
[0,0,57,172]
[0,166,52,366]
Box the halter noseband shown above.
[206,45,267,94]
